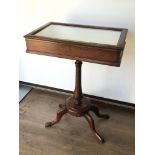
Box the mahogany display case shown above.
[24,22,128,143]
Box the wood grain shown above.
[26,38,120,66]
[20,88,134,155]
[24,22,128,66]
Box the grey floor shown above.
[19,85,32,102]
[20,88,135,155]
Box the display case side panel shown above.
[25,38,121,66]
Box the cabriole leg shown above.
[84,113,105,143]
[45,106,67,128]
[90,105,109,119]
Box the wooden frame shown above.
[24,22,128,66]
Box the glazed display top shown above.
[34,24,121,46]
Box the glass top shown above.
[34,24,121,46]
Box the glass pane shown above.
[35,24,121,45]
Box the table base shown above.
[45,60,109,143]
[45,96,109,143]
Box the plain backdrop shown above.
[1,1,155,155]
[19,0,135,103]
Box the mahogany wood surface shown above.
[24,22,128,66]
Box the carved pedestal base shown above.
[45,96,109,143]
[45,60,109,143]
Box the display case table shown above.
[24,22,128,143]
